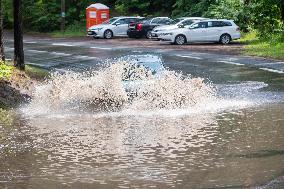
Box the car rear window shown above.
[170,18,184,24]
[222,21,232,26]
[182,20,194,26]
[158,18,172,25]
[129,18,141,24]
[139,18,151,24]
[207,21,233,27]
[198,22,208,28]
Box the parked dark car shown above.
[127,17,172,39]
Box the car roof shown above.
[114,16,144,19]
[142,17,170,20]
[178,17,207,20]
[199,19,234,22]
[121,55,165,73]
[153,17,170,18]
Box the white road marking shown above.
[177,55,203,60]
[52,43,75,47]
[259,62,284,65]
[50,52,71,56]
[5,47,14,52]
[217,60,244,66]
[259,68,284,74]
[191,52,210,56]
[74,55,98,60]
[27,50,48,53]
[90,47,112,50]
[25,41,37,44]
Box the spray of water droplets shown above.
[27,61,216,114]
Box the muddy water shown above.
[0,56,284,189]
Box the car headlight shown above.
[92,28,103,31]
[162,32,173,36]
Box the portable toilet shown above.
[86,3,110,30]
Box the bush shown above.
[239,31,284,59]
[52,21,86,37]
[0,62,13,79]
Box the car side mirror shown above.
[114,22,121,26]
[178,24,184,28]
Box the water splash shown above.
[26,61,215,114]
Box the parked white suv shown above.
[87,16,143,39]
[159,19,241,45]
[151,17,207,39]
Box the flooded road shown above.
[1,36,284,188]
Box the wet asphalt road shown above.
[3,34,284,90]
[3,34,284,72]
[1,34,284,189]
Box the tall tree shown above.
[0,0,5,61]
[13,0,24,70]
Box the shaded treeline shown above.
[1,0,284,35]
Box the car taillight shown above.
[236,27,240,31]
[137,23,143,31]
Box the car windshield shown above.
[122,63,155,81]
[102,18,118,24]
[169,18,184,25]
[137,18,151,24]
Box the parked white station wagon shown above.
[87,16,143,39]
[158,19,241,45]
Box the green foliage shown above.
[1,0,284,38]
[0,62,13,79]
[115,0,175,16]
[204,0,250,30]
[172,0,214,18]
[25,65,49,80]
[240,31,284,59]
[2,0,111,32]
[205,0,284,35]
[52,21,86,37]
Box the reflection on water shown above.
[0,104,283,188]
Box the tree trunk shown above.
[0,0,5,61]
[13,0,24,70]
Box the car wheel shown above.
[174,35,186,45]
[146,31,152,39]
[104,30,113,39]
[220,34,231,45]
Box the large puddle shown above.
[0,55,284,189]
